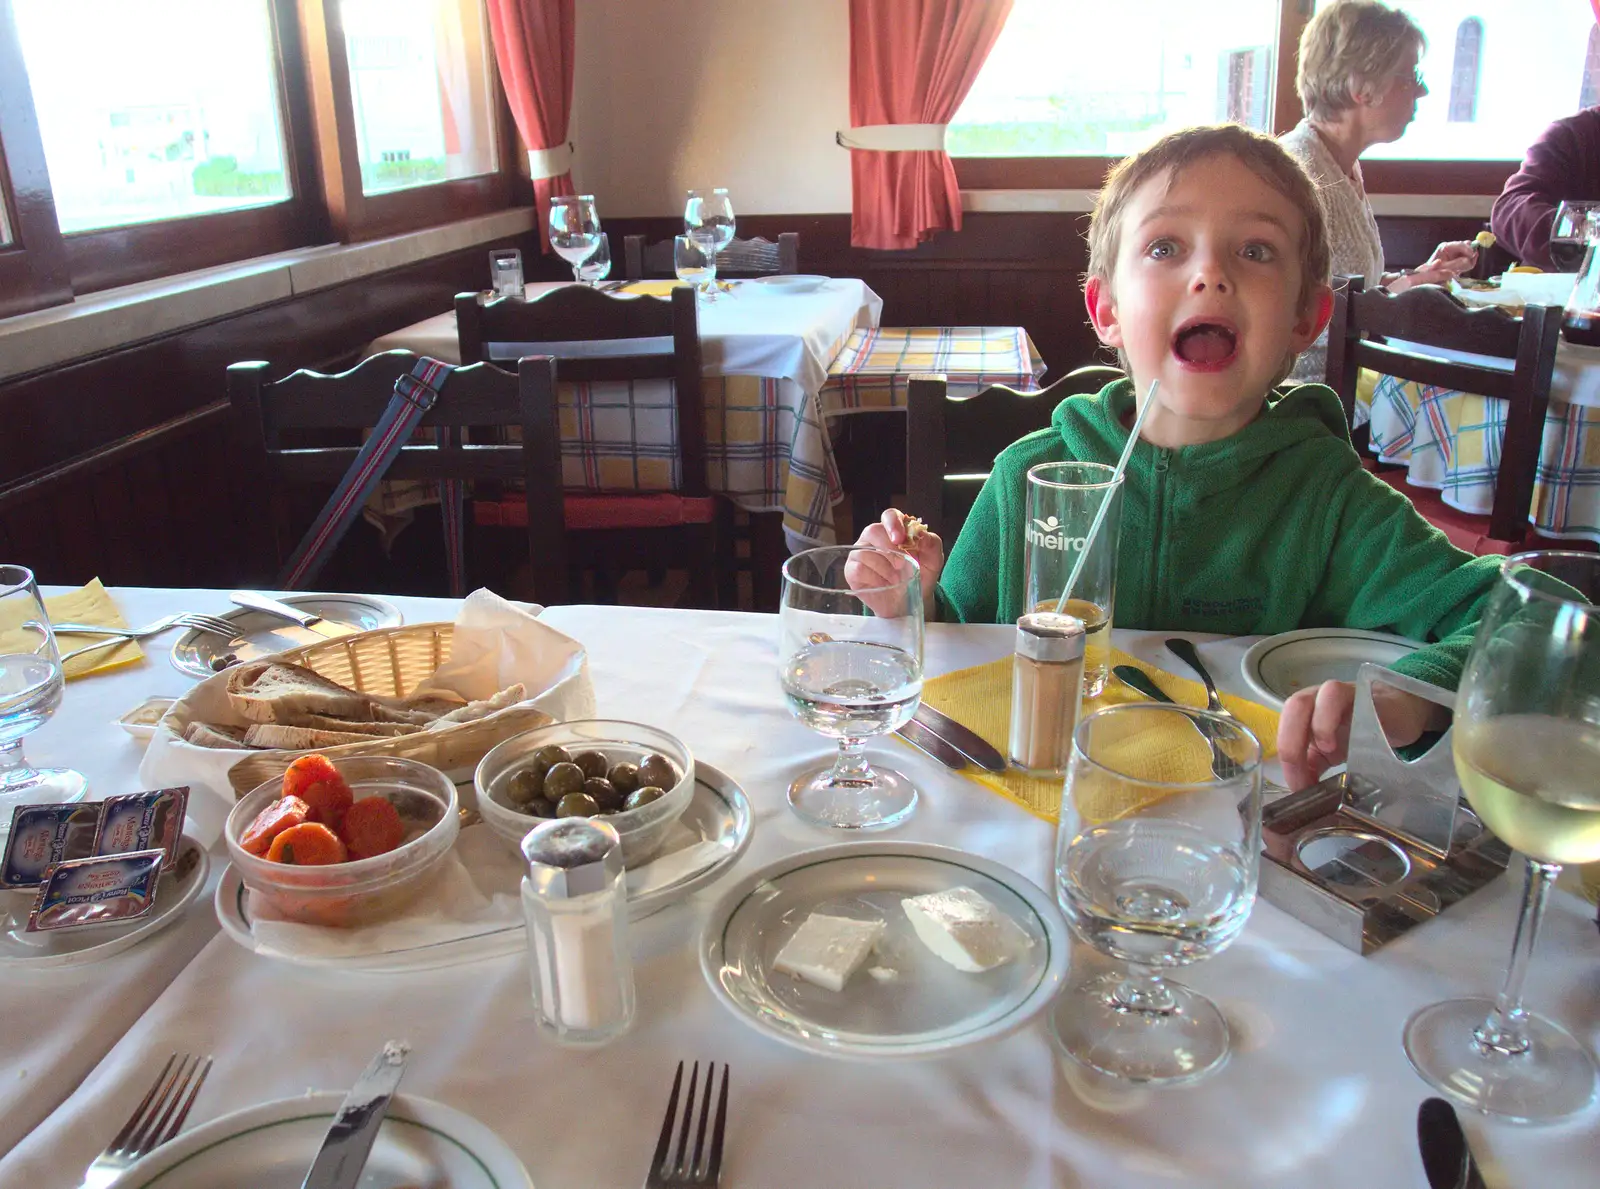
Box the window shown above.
[13,0,291,234]
[1448,19,1483,123]
[948,0,1283,157]
[1581,24,1600,110]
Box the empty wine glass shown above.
[1403,551,1600,1122]
[673,234,717,298]
[1052,703,1262,1084]
[778,545,923,830]
[577,234,612,286]
[684,188,735,256]
[548,195,602,282]
[0,565,87,824]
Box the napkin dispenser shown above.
[1257,665,1511,954]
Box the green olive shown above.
[521,797,557,819]
[624,786,664,812]
[556,792,600,818]
[543,762,585,800]
[573,749,611,780]
[606,762,640,794]
[531,744,573,776]
[637,754,677,791]
[506,768,544,805]
[584,777,623,813]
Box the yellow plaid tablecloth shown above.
[819,326,1046,412]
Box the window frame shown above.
[0,0,71,318]
[949,0,1522,197]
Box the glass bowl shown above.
[474,719,694,868]
[224,755,459,927]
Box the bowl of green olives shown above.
[473,719,694,866]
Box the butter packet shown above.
[92,787,188,872]
[2,803,102,889]
[25,849,165,932]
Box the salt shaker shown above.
[1008,611,1086,775]
[520,817,635,1046]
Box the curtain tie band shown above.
[835,124,948,152]
[527,142,574,179]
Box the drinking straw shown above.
[1054,379,1160,614]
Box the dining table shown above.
[2,587,1598,1188]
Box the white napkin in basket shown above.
[140,590,596,847]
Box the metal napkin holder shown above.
[1258,664,1511,954]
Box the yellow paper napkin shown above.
[905,648,1281,823]
[620,280,681,297]
[3,579,146,679]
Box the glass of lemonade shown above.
[1051,703,1262,1084]
[1024,462,1122,697]
[1403,551,1600,1123]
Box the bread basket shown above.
[167,622,556,796]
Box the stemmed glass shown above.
[1403,551,1600,1122]
[1549,201,1600,272]
[548,195,602,283]
[673,234,717,298]
[1052,703,1262,1084]
[778,545,923,830]
[685,188,734,299]
[0,565,87,822]
[577,234,612,286]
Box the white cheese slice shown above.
[901,886,1029,972]
[772,913,886,992]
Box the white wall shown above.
[568,0,852,217]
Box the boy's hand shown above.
[1392,240,1478,291]
[846,509,944,619]
[1277,680,1449,790]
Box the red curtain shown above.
[846,0,1012,249]
[485,0,575,252]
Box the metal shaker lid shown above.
[521,817,623,898]
[1014,611,1086,663]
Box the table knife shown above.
[302,1040,410,1189]
[1417,1097,1487,1189]
[897,717,968,770]
[230,591,354,639]
[912,703,1006,771]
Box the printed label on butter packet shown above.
[2,803,102,889]
[92,787,188,871]
[25,849,165,932]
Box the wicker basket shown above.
[190,622,554,796]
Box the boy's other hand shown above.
[847,509,944,618]
[1392,240,1478,291]
[1277,679,1447,790]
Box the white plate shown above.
[1241,627,1420,709]
[108,1091,532,1189]
[216,763,753,970]
[170,594,402,679]
[701,842,1069,1060]
[749,274,833,293]
[0,837,208,968]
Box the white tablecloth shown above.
[2,594,1597,1187]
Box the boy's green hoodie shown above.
[938,379,1503,690]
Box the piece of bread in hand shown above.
[242,722,385,749]
[225,661,379,724]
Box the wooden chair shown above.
[1325,276,1563,554]
[623,232,800,280]
[906,365,1126,541]
[454,284,731,606]
[228,351,568,602]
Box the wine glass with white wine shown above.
[1403,551,1600,1122]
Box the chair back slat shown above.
[623,232,801,280]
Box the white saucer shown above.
[1241,627,1420,709]
[750,274,833,293]
[170,594,402,679]
[107,1091,532,1189]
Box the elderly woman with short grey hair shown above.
[1281,0,1478,383]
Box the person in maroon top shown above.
[1490,106,1600,271]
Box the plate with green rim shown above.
[107,1091,531,1189]
[1241,627,1420,710]
[700,841,1069,1060]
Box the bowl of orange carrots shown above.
[223,753,459,927]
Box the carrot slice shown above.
[281,754,340,800]
[283,755,354,831]
[341,797,406,860]
[265,821,349,865]
[239,795,310,857]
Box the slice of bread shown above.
[183,721,253,749]
[243,722,382,749]
[426,683,527,728]
[286,715,423,738]
[225,661,378,724]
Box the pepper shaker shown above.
[520,817,635,1046]
[1008,611,1087,775]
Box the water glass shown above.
[0,565,87,823]
[489,248,524,299]
[778,545,923,830]
[548,195,602,282]
[1052,703,1262,1084]
[576,234,612,286]
[1023,462,1123,698]
[673,234,716,296]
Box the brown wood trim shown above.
[1272,0,1313,135]
[1360,159,1517,195]
[0,0,72,317]
[0,400,230,514]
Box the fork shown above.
[58,615,238,663]
[82,1053,213,1189]
[1162,639,1291,795]
[645,1060,729,1188]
